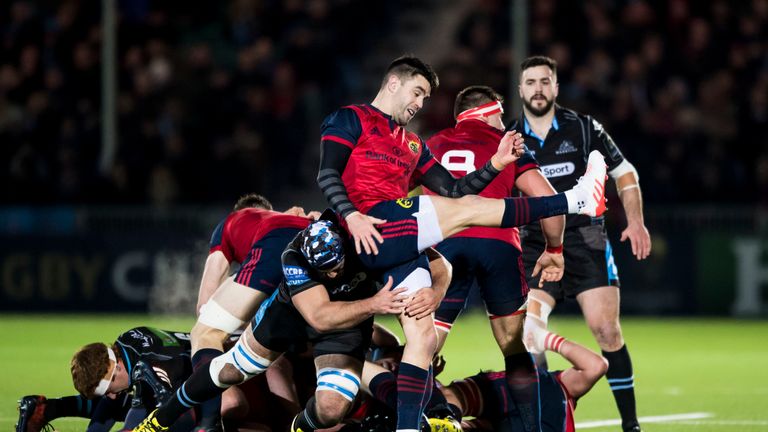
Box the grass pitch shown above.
[1,313,766,431]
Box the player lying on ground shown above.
[16,327,254,432]
[356,324,607,432]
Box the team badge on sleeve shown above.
[408,140,420,154]
[284,265,310,286]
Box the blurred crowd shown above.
[0,0,766,206]
[424,0,768,204]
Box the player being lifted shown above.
[317,55,606,431]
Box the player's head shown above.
[71,343,130,398]
[454,85,505,131]
[300,219,345,276]
[381,55,439,126]
[519,55,559,117]
[234,193,273,211]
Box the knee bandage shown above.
[209,338,271,387]
[198,300,245,334]
[316,368,360,402]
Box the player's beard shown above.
[523,95,554,117]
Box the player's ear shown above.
[386,74,401,93]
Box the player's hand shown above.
[620,221,651,260]
[345,211,386,255]
[532,250,564,287]
[306,210,322,220]
[404,287,441,319]
[369,277,408,315]
[283,206,307,217]
[491,131,525,170]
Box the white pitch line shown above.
[576,412,713,428]
[674,420,768,426]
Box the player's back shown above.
[213,208,310,263]
[426,120,537,246]
[538,370,575,432]
[115,327,193,387]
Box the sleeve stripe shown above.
[418,158,438,173]
[322,135,355,149]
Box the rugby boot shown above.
[568,150,607,217]
[132,409,169,432]
[16,395,52,432]
[428,416,463,432]
[623,423,642,432]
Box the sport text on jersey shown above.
[541,162,575,178]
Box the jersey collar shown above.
[523,110,560,147]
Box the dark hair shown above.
[234,193,273,211]
[453,85,504,119]
[383,55,439,91]
[520,55,558,76]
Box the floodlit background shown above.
[0,0,766,430]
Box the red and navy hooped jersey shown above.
[426,119,539,248]
[209,208,310,263]
[456,369,574,432]
[321,104,437,213]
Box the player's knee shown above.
[591,322,623,348]
[209,339,272,388]
[315,367,360,419]
[407,320,438,354]
[191,322,229,351]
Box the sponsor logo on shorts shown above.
[541,162,575,178]
[408,140,420,154]
[396,198,414,209]
[284,265,310,286]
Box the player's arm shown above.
[292,277,407,332]
[318,108,386,255]
[524,312,608,399]
[404,247,452,319]
[556,338,609,399]
[419,131,525,197]
[515,168,566,286]
[590,117,651,260]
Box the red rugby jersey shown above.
[425,119,539,248]
[321,104,437,213]
[209,208,310,263]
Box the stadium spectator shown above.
[513,56,648,432]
